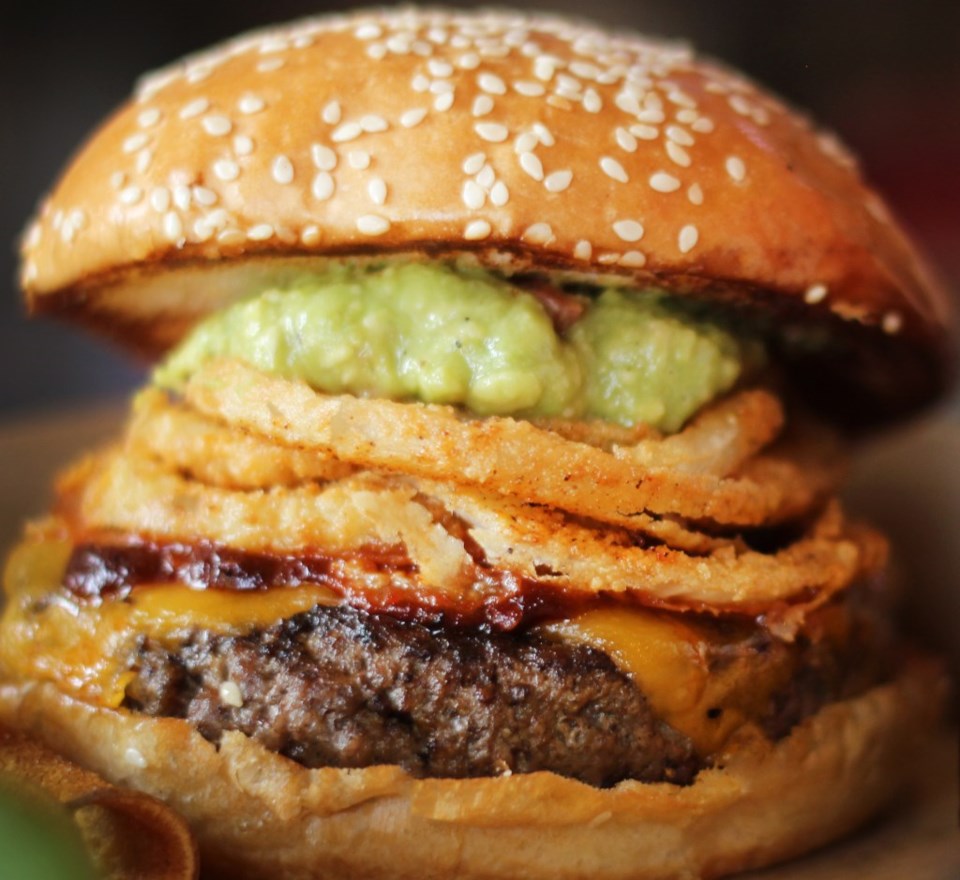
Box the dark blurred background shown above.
[1,0,958,417]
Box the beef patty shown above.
[124,603,701,787]
[123,599,891,788]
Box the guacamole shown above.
[156,263,755,431]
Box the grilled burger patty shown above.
[122,600,891,788]
[124,604,701,787]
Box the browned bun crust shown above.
[0,659,942,880]
[18,9,954,422]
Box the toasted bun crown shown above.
[19,8,955,421]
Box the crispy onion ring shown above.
[127,388,356,489]
[79,452,471,592]
[75,448,883,612]
[184,360,843,528]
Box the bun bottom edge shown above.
[0,659,944,880]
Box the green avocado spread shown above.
[155,263,758,432]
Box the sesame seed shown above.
[519,152,544,181]
[600,156,628,183]
[478,72,507,95]
[68,208,86,229]
[332,122,363,143]
[272,155,295,184]
[172,185,191,211]
[233,135,254,156]
[726,156,746,182]
[677,109,699,124]
[666,125,694,146]
[433,92,454,112]
[238,94,266,115]
[620,251,647,268]
[368,177,387,205]
[312,171,335,201]
[193,186,217,206]
[213,159,240,181]
[218,228,247,246]
[667,89,696,108]
[401,108,427,128]
[219,681,244,708]
[630,123,659,141]
[163,211,183,241]
[322,100,342,125]
[192,218,214,242]
[257,58,285,73]
[356,214,390,236]
[458,52,481,69]
[687,183,704,205]
[118,185,142,205]
[472,95,494,117]
[411,74,430,93]
[523,222,554,244]
[202,115,232,137]
[544,170,573,193]
[427,27,448,44]
[534,56,560,82]
[533,123,554,146]
[348,150,371,170]
[354,23,382,40]
[613,219,644,242]
[691,116,715,134]
[729,94,752,116]
[110,171,126,190]
[616,128,638,152]
[135,149,153,174]
[514,132,538,154]
[122,132,149,153]
[429,59,453,78]
[636,108,665,124]
[650,171,681,193]
[475,122,508,143]
[490,180,509,206]
[464,219,492,240]
[124,747,148,769]
[259,37,289,54]
[475,165,495,188]
[360,114,388,133]
[186,65,213,84]
[137,107,161,128]
[463,180,486,209]
[463,152,486,175]
[882,311,902,334]
[573,240,592,260]
[367,43,387,60]
[804,284,828,304]
[583,89,602,113]
[301,225,321,245]
[678,224,699,253]
[615,92,640,115]
[311,144,337,171]
[247,223,275,241]
[514,81,545,97]
[179,98,209,120]
[666,141,691,167]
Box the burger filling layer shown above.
[154,262,758,431]
[0,531,891,787]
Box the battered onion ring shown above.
[78,452,471,592]
[613,389,785,476]
[184,360,842,528]
[75,449,882,610]
[127,388,355,489]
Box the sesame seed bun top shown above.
[19,8,956,423]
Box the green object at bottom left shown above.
[0,782,97,880]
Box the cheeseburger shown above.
[1,8,954,879]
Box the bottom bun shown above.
[0,660,942,880]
